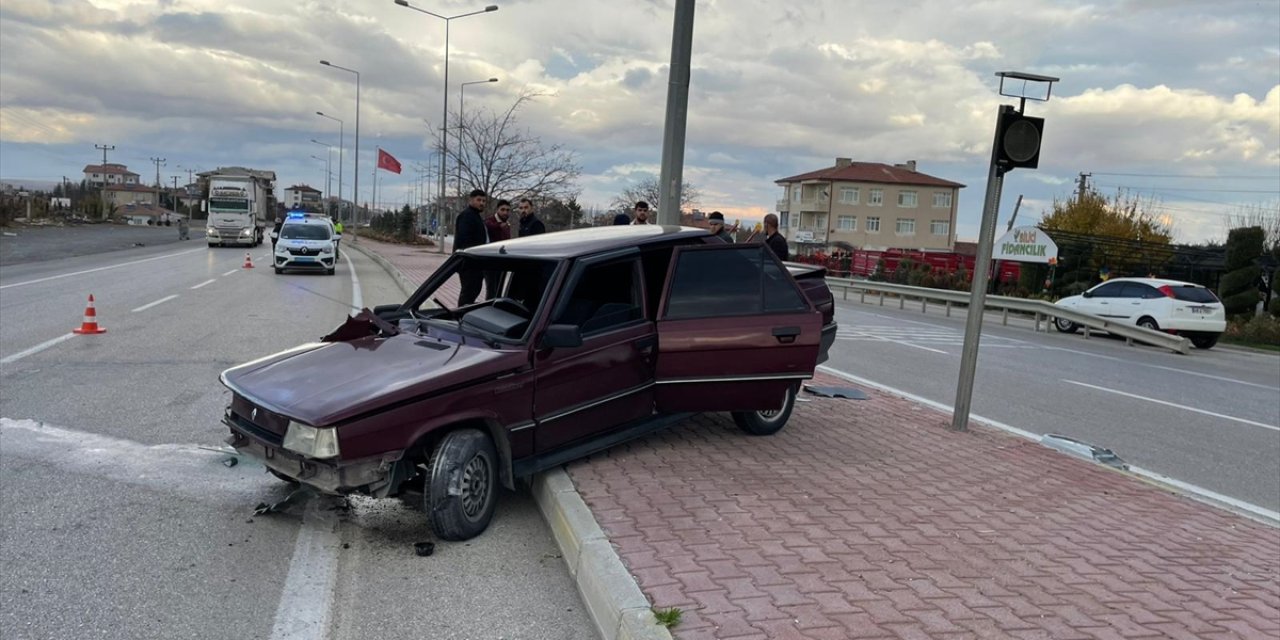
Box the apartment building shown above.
[283,184,323,210]
[775,158,964,252]
[83,163,141,187]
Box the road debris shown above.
[803,384,870,400]
[253,488,304,515]
[413,541,436,557]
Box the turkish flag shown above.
[377,148,402,175]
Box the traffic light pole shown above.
[950,104,1012,432]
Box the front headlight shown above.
[206,227,218,236]
[240,228,255,237]
[320,245,333,254]
[282,421,340,459]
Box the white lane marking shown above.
[817,366,1279,525]
[1044,346,1279,391]
[1061,379,1279,432]
[131,294,179,313]
[191,279,217,290]
[222,269,239,276]
[268,501,340,640]
[0,248,206,290]
[0,333,76,365]
[344,251,362,313]
[268,249,363,640]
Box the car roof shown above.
[1098,277,1205,288]
[465,225,712,259]
[282,216,332,227]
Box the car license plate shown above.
[1191,306,1210,314]
[295,256,314,262]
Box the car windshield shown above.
[280,224,330,240]
[1171,286,1219,303]
[209,199,248,211]
[408,255,559,342]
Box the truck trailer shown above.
[200,167,278,248]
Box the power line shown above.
[1093,171,1280,180]
[1098,183,1279,194]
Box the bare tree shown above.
[1227,202,1280,251]
[434,91,581,205]
[610,176,702,213]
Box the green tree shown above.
[396,204,415,242]
[1220,226,1265,318]
[540,197,585,232]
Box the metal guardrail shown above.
[824,277,1192,354]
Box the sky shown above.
[0,0,1277,244]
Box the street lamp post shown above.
[458,77,498,197]
[315,112,345,217]
[309,139,334,215]
[319,61,359,231]
[310,154,330,212]
[393,0,498,251]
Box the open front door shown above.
[655,244,822,413]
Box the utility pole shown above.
[95,144,114,165]
[1076,172,1091,203]
[150,157,166,189]
[170,176,180,215]
[657,0,696,225]
[94,144,115,219]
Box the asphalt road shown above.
[824,298,1280,513]
[0,223,204,266]
[0,238,594,640]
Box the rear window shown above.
[1171,286,1219,304]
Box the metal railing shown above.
[823,277,1191,354]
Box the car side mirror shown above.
[541,324,582,349]
[1082,291,1093,298]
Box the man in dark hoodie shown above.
[454,189,489,306]
[517,198,545,237]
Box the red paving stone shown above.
[362,241,1280,640]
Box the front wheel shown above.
[1189,333,1220,350]
[731,383,799,436]
[1137,316,1160,331]
[1054,316,1079,333]
[426,429,499,541]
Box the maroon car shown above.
[221,226,837,540]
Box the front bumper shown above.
[211,235,256,246]
[223,414,400,495]
[274,254,335,270]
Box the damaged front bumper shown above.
[223,415,406,497]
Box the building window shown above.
[869,189,883,206]
[866,216,880,232]
[792,188,800,202]
[933,191,952,208]
[896,218,916,234]
[931,220,950,235]
[838,216,856,231]
[780,212,789,229]
[839,187,859,204]
[93,173,100,179]
[897,190,918,208]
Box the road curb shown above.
[351,240,672,640]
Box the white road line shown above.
[131,294,179,313]
[222,269,239,276]
[846,333,949,354]
[0,333,76,365]
[817,365,1279,525]
[0,248,206,290]
[344,251,362,313]
[190,279,217,290]
[1044,346,1279,391]
[1061,379,1279,432]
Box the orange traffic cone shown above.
[242,252,255,269]
[73,294,107,334]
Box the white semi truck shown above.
[201,167,278,248]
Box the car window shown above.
[665,246,807,319]
[554,258,643,335]
[1170,286,1219,303]
[280,224,330,240]
[1089,282,1127,297]
[1119,283,1160,299]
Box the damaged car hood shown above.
[220,333,523,425]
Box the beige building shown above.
[775,158,964,252]
[83,163,141,187]
[103,183,159,207]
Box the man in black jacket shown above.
[517,198,545,237]
[763,214,789,261]
[454,189,489,305]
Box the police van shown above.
[273,213,337,275]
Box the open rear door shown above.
[655,244,821,413]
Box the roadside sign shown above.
[992,225,1058,263]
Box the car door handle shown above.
[772,326,801,344]
[635,335,657,353]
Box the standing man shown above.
[454,189,489,306]
[631,201,652,225]
[483,200,514,299]
[708,211,734,243]
[332,218,344,259]
[270,217,284,251]
[517,198,545,237]
[763,213,789,261]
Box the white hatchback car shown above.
[1054,277,1226,349]
[273,214,337,275]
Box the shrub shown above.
[1221,226,1265,318]
[1225,315,1280,346]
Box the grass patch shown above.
[652,607,682,628]
[355,229,435,247]
[1223,315,1280,351]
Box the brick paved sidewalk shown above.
[360,240,1279,639]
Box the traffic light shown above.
[995,108,1044,173]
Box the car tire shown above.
[1190,333,1220,350]
[1137,316,1160,331]
[731,383,798,436]
[274,266,283,274]
[1054,317,1079,333]
[326,268,336,276]
[426,429,499,541]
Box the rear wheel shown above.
[731,383,799,436]
[1190,333,1220,349]
[1054,317,1079,333]
[426,429,498,541]
[1137,316,1160,331]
